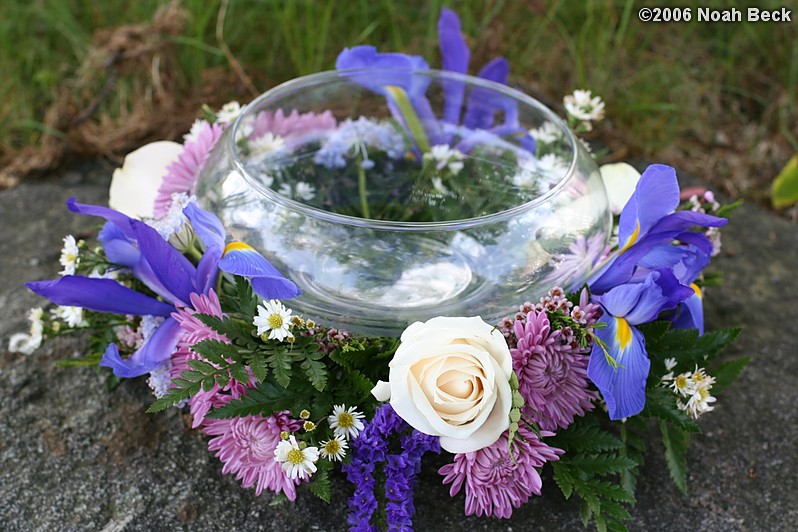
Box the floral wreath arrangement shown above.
[12,9,747,532]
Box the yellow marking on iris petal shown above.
[615,317,633,351]
[690,283,703,299]
[223,241,254,256]
[618,221,640,254]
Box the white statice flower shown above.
[8,333,38,355]
[528,122,563,144]
[147,360,173,399]
[660,357,678,382]
[328,404,365,440]
[253,300,293,341]
[59,235,80,275]
[313,117,405,169]
[257,171,275,189]
[216,101,243,126]
[295,182,316,201]
[563,90,605,122]
[248,132,286,161]
[147,193,194,240]
[11,306,46,354]
[320,435,348,462]
[140,315,165,341]
[424,144,465,175]
[53,306,85,328]
[274,435,319,480]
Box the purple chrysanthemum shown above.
[204,411,302,499]
[439,428,562,519]
[511,309,596,431]
[153,121,224,217]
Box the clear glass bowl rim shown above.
[228,68,580,232]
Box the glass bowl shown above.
[195,69,611,336]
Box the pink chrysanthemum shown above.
[511,310,596,431]
[439,428,562,518]
[250,109,336,146]
[154,121,224,217]
[204,411,303,499]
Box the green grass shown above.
[1,0,796,196]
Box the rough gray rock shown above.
[1,161,796,531]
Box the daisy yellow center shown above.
[287,448,304,465]
[338,412,355,428]
[325,440,341,454]
[268,314,284,329]
[675,375,689,389]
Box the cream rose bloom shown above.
[372,316,513,453]
[108,141,183,219]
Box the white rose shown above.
[599,162,641,215]
[108,141,183,219]
[372,316,513,453]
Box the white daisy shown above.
[216,101,242,126]
[320,435,348,462]
[563,89,605,122]
[424,144,465,175]
[277,183,292,197]
[59,235,80,275]
[295,182,316,201]
[328,404,365,440]
[253,300,293,341]
[528,122,563,144]
[54,306,84,328]
[274,435,319,480]
[248,132,286,160]
[183,118,208,143]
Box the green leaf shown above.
[564,455,638,475]
[187,359,217,374]
[641,386,701,433]
[301,353,328,391]
[660,421,690,494]
[268,493,288,506]
[550,417,624,453]
[194,314,254,348]
[619,417,646,496]
[207,379,299,419]
[229,363,250,385]
[249,354,269,382]
[267,350,293,388]
[771,154,798,209]
[644,327,741,373]
[146,387,191,413]
[711,356,750,394]
[191,339,242,363]
[308,461,332,503]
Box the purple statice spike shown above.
[344,404,439,531]
[438,8,470,127]
[25,276,174,317]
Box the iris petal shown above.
[588,320,650,420]
[438,8,469,125]
[673,291,704,335]
[183,203,225,251]
[219,244,300,300]
[26,276,174,316]
[99,317,182,377]
[130,219,196,306]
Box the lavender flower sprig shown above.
[343,404,440,531]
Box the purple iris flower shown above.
[336,8,529,153]
[27,199,298,378]
[588,270,694,420]
[589,165,728,295]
